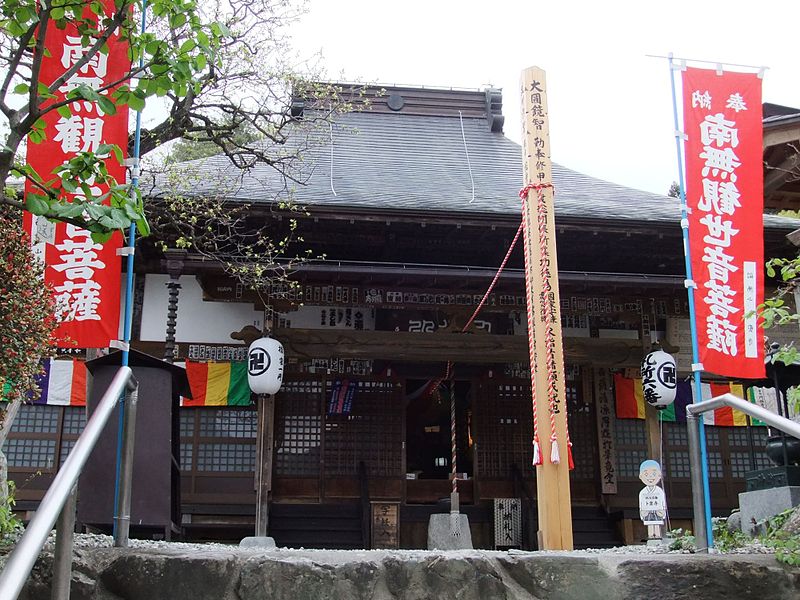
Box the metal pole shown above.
[686,414,709,552]
[0,369,135,600]
[114,383,139,547]
[254,394,272,538]
[667,53,714,547]
[51,486,77,600]
[113,0,148,540]
[688,393,800,438]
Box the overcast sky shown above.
[290,0,798,196]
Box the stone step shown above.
[20,547,799,600]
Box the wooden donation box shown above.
[78,350,190,538]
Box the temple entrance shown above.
[405,379,473,481]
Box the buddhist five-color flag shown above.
[2,360,252,408]
[613,373,647,419]
[614,374,761,426]
[182,361,251,407]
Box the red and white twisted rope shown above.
[520,183,574,468]
[430,223,526,474]
[450,380,458,495]
[534,184,561,464]
[518,185,542,466]
[462,222,524,332]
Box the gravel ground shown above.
[33,532,771,556]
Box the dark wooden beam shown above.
[276,328,643,367]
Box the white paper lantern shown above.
[640,350,677,409]
[247,337,284,395]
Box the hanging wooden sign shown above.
[594,368,618,494]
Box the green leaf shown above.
[90,230,113,244]
[97,96,116,115]
[56,105,72,119]
[126,93,145,111]
[109,208,130,228]
[145,40,162,55]
[170,13,187,28]
[15,6,35,23]
[6,21,25,37]
[61,178,78,193]
[74,85,101,102]
[25,195,50,215]
[13,83,29,94]
[54,202,86,218]
[83,201,104,217]
[124,201,141,220]
[28,128,46,144]
[136,215,151,237]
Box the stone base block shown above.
[239,536,277,549]
[738,486,800,535]
[427,513,473,550]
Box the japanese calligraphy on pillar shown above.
[520,66,573,551]
[594,369,617,494]
[521,70,569,442]
[23,0,129,348]
[681,67,764,379]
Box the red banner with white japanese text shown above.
[682,67,764,379]
[23,0,130,348]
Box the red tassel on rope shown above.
[567,441,574,470]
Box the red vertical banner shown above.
[682,67,765,379]
[23,1,130,348]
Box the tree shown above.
[0,205,58,485]
[667,181,681,198]
[0,0,360,454]
[0,0,351,238]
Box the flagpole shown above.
[112,0,148,539]
[668,53,714,550]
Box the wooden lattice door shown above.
[473,379,535,484]
[272,375,403,501]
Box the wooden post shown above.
[255,393,275,537]
[520,66,573,550]
[645,403,662,463]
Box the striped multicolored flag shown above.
[656,380,692,423]
[182,361,251,407]
[696,382,749,426]
[1,359,87,406]
[614,373,646,419]
[614,374,761,426]
[35,358,87,406]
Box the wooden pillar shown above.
[255,393,275,537]
[520,66,573,550]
